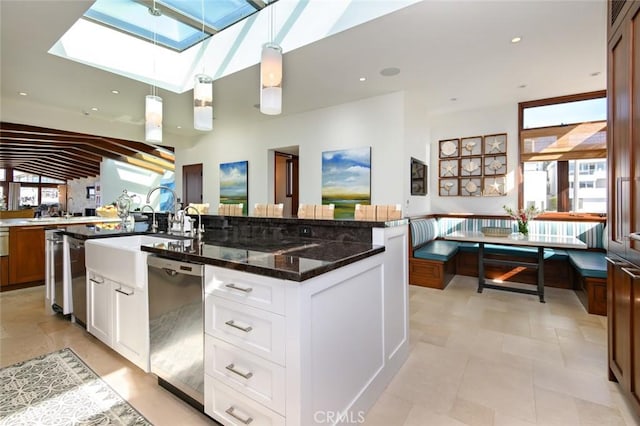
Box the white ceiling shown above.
[0,0,607,143]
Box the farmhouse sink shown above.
[85,235,183,289]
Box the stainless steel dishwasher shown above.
[68,237,87,327]
[147,255,205,409]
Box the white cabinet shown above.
[86,268,150,372]
[112,282,148,365]
[203,227,409,426]
[87,272,111,344]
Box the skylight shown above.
[84,0,275,52]
[50,0,420,94]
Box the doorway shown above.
[274,150,299,217]
[182,163,203,206]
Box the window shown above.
[13,171,39,183]
[519,91,607,214]
[0,169,5,181]
[20,187,39,207]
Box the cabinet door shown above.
[112,283,148,371]
[629,5,640,267]
[8,226,45,284]
[631,268,640,412]
[87,274,111,345]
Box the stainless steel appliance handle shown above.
[225,363,253,379]
[225,283,253,293]
[147,255,204,277]
[622,267,640,280]
[224,320,253,333]
[605,256,629,266]
[225,407,253,424]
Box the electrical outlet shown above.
[299,225,312,237]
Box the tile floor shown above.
[1,276,638,426]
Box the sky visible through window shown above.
[523,97,606,129]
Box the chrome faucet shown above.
[184,205,204,239]
[140,204,157,233]
[145,186,181,233]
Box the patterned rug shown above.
[0,348,152,426]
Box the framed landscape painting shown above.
[219,160,248,215]
[322,147,371,219]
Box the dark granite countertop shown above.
[58,223,152,240]
[62,222,386,281]
[140,238,385,282]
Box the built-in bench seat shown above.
[408,215,607,315]
[567,250,607,315]
[413,240,459,262]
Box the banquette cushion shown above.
[567,250,607,279]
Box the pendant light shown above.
[194,0,213,130]
[260,5,282,115]
[145,1,162,143]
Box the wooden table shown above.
[443,232,587,302]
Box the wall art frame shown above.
[410,157,427,195]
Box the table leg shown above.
[478,242,485,293]
[537,246,545,303]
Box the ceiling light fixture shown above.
[260,4,282,115]
[359,77,366,82]
[18,92,27,96]
[91,107,99,111]
[380,67,400,77]
[145,0,162,143]
[194,0,213,131]
[111,89,119,94]
[511,36,522,43]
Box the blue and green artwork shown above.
[219,160,248,215]
[322,147,371,219]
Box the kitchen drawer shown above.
[205,334,285,415]
[205,266,286,315]
[206,295,286,366]
[205,375,286,426]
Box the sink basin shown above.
[86,235,183,289]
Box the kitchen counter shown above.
[0,216,120,228]
[140,237,384,281]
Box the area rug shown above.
[0,348,152,425]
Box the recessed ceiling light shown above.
[91,107,98,111]
[511,36,522,43]
[18,92,27,96]
[450,97,458,102]
[590,72,601,77]
[518,84,527,89]
[111,89,120,94]
[380,67,400,77]
[359,77,366,82]
[177,125,182,129]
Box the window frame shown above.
[518,90,607,217]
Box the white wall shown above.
[403,91,431,217]
[177,92,407,215]
[66,176,100,214]
[428,103,518,215]
[100,159,170,211]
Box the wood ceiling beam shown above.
[0,158,97,178]
[0,152,99,172]
[0,122,175,179]
[11,163,83,181]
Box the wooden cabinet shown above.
[8,226,45,285]
[607,0,640,419]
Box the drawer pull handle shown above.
[605,256,630,266]
[90,278,104,284]
[225,320,253,333]
[225,283,253,293]
[225,406,253,424]
[225,363,253,379]
[622,267,640,280]
[630,232,640,242]
[115,287,134,296]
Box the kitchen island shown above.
[74,216,409,426]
